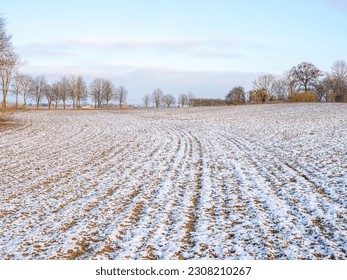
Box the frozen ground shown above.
[0,103,346,259]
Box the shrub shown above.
[288,91,319,102]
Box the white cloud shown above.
[20,37,242,60]
[325,0,347,12]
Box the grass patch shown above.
[0,115,13,126]
[0,112,20,129]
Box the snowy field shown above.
[0,103,347,260]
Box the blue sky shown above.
[1,0,347,103]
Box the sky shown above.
[1,0,347,104]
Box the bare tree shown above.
[68,75,78,109]
[186,92,195,107]
[161,94,176,108]
[0,18,8,53]
[290,61,322,92]
[178,93,188,107]
[329,60,347,101]
[331,60,347,81]
[226,86,246,104]
[282,70,297,96]
[90,78,105,108]
[252,74,276,101]
[44,83,54,109]
[114,85,127,108]
[31,75,47,109]
[143,94,150,108]
[0,17,22,109]
[76,76,87,108]
[314,76,332,102]
[151,88,163,108]
[103,80,114,109]
[272,77,288,101]
[17,73,33,108]
[11,72,21,108]
[52,81,61,109]
[59,76,69,109]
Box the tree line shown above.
[1,17,128,110]
[225,61,347,105]
[11,74,128,109]
[143,61,347,108]
[142,89,195,108]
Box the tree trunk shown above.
[304,80,308,92]
[1,94,7,109]
[15,92,18,109]
[1,78,9,109]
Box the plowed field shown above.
[1,104,346,259]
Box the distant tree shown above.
[44,84,54,109]
[151,88,164,108]
[17,73,33,108]
[282,70,297,97]
[114,85,127,108]
[272,77,288,101]
[186,92,195,107]
[143,94,150,108]
[252,74,276,101]
[59,76,69,109]
[11,72,21,108]
[331,60,347,80]
[31,75,47,109]
[290,62,322,92]
[178,93,188,107]
[89,78,105,108]
[329,60,347,101]
[103,80,114,109]
[313,77,331,102]
[249,88,267,103]
[52,82,61,109]
[68,75,78,109]
[226,86,246,104]
[161,94,176,108]
[75,76,88,108]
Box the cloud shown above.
[325,0,347,12]
[64,37,242,59]
[17,42,78,58]
[18,37,245,74]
